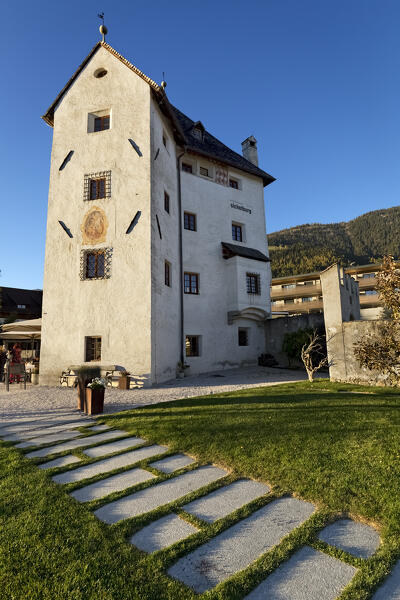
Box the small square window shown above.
[182,162,193,173]
[229,178,239,189]
[165,261,171,287]
[246,273,260,295]
[184,212,196,231]
[94,115,110,132]
[200,166,209,177]
[84,171,111,201]
[85,336,101,362]
[164,191,170,214]
[184,272,199,294]
[186,335,200,357]
[232,223,243,242]
[17,304,26,309]
[238,328,249,346]
[80,248,112,280]
[90,177,106,200]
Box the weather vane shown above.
[98,12,108,42]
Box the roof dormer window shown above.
[192,121,205,141]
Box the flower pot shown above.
[118,376,130,390]
[177,371,185,379]
[31,373,40,385]
[85,388,105,415]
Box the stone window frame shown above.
[85,336,102,362]
[84,171,111,202]
[80,248,113,281]
[246,272,261,295]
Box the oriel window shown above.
[246,273,260,295]
[184,272,199,294]
[94,115,110,132]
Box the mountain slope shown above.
[268,206,400,277]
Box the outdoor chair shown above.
[5,363,27,391]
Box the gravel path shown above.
[0,367,310,420]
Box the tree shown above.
[300,330,329,382]
[354,256,400,385]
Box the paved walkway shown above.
[0,408,395,599]
[0,366,314,419]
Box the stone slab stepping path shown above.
[70,468,156,503]
[0,416,93,435]
[372,559,400,599]
[82,436,146,458]
[52,444,168,484]
[244,546,357,600]
[149,454,196,474]
[39,455,82,470]
[26,430,128,458]
[16,430,83,448]
[95,465,229,524]
[168,496,315,594]
[130,514,198,553]
[318,518,381,559]
[183,479,270,523]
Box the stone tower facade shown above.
[39,42,275,386]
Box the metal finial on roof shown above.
[161,71,167,90]
[98,12,108,42]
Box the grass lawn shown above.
[1,379,399,599]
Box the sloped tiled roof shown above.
[171,106,275,186]
[0,287,42,316]
[222,242,270,262]
[41,43,275,186]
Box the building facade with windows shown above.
[270,263,387,319]
[39,41,274,385]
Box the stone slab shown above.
[52,444,168,484]
[70,468,156,502]
[168,497,316,593]
[95,465,229,524]
[87,424,110,432]
[1,421,93,441]
[183,479,270,523]
[16,430,82,448]
[318,519,381,558]
[39,455,82,470]
[83,437,146,458]
[372,560,400,600]
[0,416,93,435]
[244,546,357,600]
[130,514,198,553]
[149,454,196,474]
[26,430,128,458]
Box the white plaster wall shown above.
[181,159,270,374]
[40,47,153,385]
[150,98,181,382]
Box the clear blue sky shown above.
[1,0,399,289]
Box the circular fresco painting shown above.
[81,207,108,245]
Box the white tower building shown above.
[39,41,275,386]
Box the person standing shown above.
[0,346,7,383]
[9,343,22,384]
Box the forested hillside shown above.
[268,206,400,277]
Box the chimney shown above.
[241,135,258,166]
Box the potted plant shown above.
[86,377,107,415]
[31,366,40,385]
[118,370,131,390]
[75,366,101,411]
[176,361,190,379]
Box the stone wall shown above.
[265,314,325,367]
[327,320,387,385]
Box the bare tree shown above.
[301,330,328,382]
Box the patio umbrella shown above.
[1,318,41,333]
